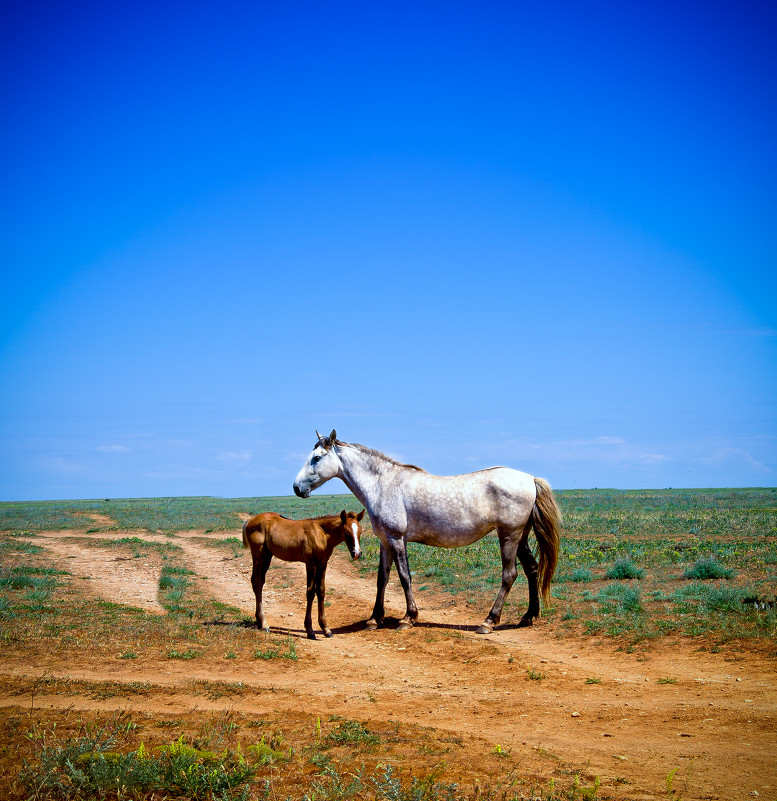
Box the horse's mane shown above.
[345,442,426,473]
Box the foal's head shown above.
[339,508,365,560]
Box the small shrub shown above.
[570,567,594,583]
[247,735,291,765]
[597,583,642,613]
[682,557,735,580]
[605,557,644,580]
[324,718,379,747]
[166,649,201,660]
[525,666,545,681]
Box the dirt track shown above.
[2,526,775,800]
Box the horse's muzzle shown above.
[293,484,309,498]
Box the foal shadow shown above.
[329,620,370,635]
[357,616,482,633]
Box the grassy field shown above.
[3,488,776,647]
[1,488,775,800]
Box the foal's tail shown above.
[242,519,252,549]
[532,478,562,608]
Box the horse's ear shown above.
[357,508,365,521]
[328,429,337,446]
[340,510,347,524]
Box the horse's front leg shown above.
[251,548,273,632]
[316,561,333,638]
[477,531,520,634]
[303,563,320,640]
[389,535,418,630]
[366,542,394,630]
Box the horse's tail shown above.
[532,478,562,608]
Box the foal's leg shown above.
[316,561,333,638]
[477,528,521,634]
[304,562,318,640]
[389,536,419,630]
[251,548,273,631]
[366,542,394,630]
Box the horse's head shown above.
[340,508,365,560]
[293,429,341,498]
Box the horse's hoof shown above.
[396,620,413,631]
[517,616,534,628]
[324,630,333,638]
[307,631,317,640]
[365,619,378,631]
[476,624,492,635]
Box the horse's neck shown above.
[336,445,396,508]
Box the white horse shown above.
[293,430,561,633]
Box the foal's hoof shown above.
[365,619,379,631]
[476,624,493,635]
[306,631,317,640]
[324,630,333,638]
[517,616,534,628]
[396,619,414,631]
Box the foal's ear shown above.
[340,510,347,525]
[357,508,365,521]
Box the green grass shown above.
[19,730,256,800]
[253,634,299,661]
[0,494,365,533]
[2,488,776,650]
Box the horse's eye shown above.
[311,455,320,464]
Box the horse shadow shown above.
[202,616,523,637]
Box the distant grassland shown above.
[4,487,774,535]
[0,494,362,532]
[2,487,776,645]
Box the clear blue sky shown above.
[1,1,775,500]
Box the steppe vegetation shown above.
[0,488,775,800]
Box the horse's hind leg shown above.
[366,542,394,630]
[477,527,522,634]
[389,536,419,630]
[516,530,541,626]
[251,547,273,631]
[316,562,332,638]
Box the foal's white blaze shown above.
[351,522,362,558]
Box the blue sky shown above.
[1,1,775,500]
